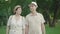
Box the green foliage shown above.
[0,0,60,26]
[0,0,33,26]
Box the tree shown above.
[51,0,60,27]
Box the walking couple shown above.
[6,1,46,34]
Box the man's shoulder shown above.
[26,13,31,17]
[37,13,43,16]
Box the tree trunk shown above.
[51,0,59,27]
[45,9,52,27]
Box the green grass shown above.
[0,26,6,34]
[0,23,60,34]
[46,23,60,34]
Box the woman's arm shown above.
[6,15,12,34]
[25,25,29,34]
[6,26,10,34]
[41,23,46,34]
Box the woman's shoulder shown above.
[21,16,26,21]
[9,15,14,18]
[22,16,25,19]
[9,15,13,17]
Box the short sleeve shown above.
[25,16,29,26]
[40,14,45,24]
[7,15,12,26]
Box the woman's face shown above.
[15,7,22,15]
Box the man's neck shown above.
[31,11,37,16]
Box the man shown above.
[25,2,46,34]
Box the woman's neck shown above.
[15,14,20,17]
[15,14,21,20]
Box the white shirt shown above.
[26,12,45,34]
[7,15,25,34]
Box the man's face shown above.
[29,4,37,12]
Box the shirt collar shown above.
[30,12,38,16]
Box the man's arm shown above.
[41,23,46,34]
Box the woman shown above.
[6,5,25,34]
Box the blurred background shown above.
[0,0,60,34]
